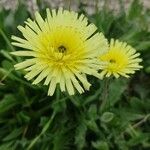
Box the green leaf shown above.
[92,141,109,150]
[145,66,150,73]
[0,94,19,115]
[108,78,128,106]
[1,60,14,70]
[135,41,150,51]
[101,112,114,123]
[16,112,31,124]
[87,104,98,120]
[52,116,72,150]
[129,97,143,110]
[3,128,23,141]
[116,108,144,122]
[0,49,14,61]
[83,88,100,106]
[127,133,150,147]
[75,122,87,150]
[0,141,14,150]
[52,97,67,113]
[128,0,143,20]
[4,12,15,30]
[91,10,114,35]
[86,120,99,133]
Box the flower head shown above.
[11,8,108,95]
[99,39,142,78]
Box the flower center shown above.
[57,45,67,53]
[109,59,116,63]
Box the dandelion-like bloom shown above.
[99,39,142,78]
[11,8,108,95]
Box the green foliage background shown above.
[0,0,150,149]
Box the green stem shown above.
[27,111,56,150]
[66,93,80,107]
[132,113,150,128]
[120,114,150,137]
[0,28,15,52]
[56,85,60,101]
[99,78,110,112]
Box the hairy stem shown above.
[99,78,110,113]
[27,111,56,150]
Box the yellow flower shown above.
[99,39,142,78]
[11,8,108,96]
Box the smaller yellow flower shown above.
[99,39,142,78]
